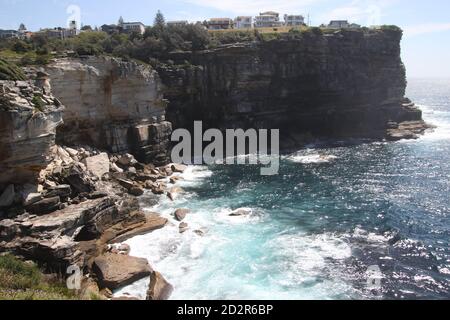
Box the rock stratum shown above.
[46,56,172,166]
[159,28,428,147]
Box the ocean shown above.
[116,78,450,300]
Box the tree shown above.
[118,16,124,26]
[81,25,93,31]
[154,10,166,29]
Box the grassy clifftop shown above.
[0,58,26,81]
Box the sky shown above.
[1,0,450,78]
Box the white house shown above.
[235,16,253,29]
[122,22,146,35]
[284,15,305,26]
[254,11,282,28]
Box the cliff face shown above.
[0,78,63,186]
[46,57,172,165]
[159,28,424,146]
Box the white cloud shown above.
[404,23,450,37]
[182,0,321,15]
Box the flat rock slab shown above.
[30,197,115,234]
[93,253,152,290]
[112,213,168,243]
[84,153,110,178]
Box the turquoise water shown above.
[117,79,450,300]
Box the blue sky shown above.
[1,0,450,78]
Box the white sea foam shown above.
[286,153,338,164]
[213,207,263,225]
[178,166,213,187]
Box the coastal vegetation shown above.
[0,254,76,300]
[0,57,26,80]
[0,12,402,68]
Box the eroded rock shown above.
[93,253,152,290]
[146,271,173,300]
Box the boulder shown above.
[65,164,96,194]
[117,179,134,190]
[174,208,190,221]
[129,186,145,197]
[179,222,189,234]
[45,185,71,198]
[110,162,123,173]
[23,193,43,207]
[171,163,188,173]
[84,153,110,178]
[146,271,173,300]
[117,154,137,167]
[229,208,252,217]
[194,229,207,237]
[56,146,73,165]
[26,196,60,215]
[118,244,131,255]
[93,253,152,290]
[65,147,79,158]
[0,185,15,207]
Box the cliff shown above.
[158,28,426,147]
[0,76,63,187]
[45,57,172,165]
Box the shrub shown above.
[31,94,46,111]
[0,254,77,300]
[20,53,35,66]
[34,54,51,65]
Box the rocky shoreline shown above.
[0,142,191,300]
[0,64,186,299]
[0,29,432,300]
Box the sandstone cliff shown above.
[158,28,426,146]
[0,77,63,187]
[46,57,172,165]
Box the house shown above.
[101,24,120,34]
[327,20,350,29]
[0,30,20,39]
[327,20,362,29]
[36,27,78,40]
[121,22,146,35]
[207,18,234,30]
[167,21,189,27]
[35,21,79,40]
[284,15,305,26]
[235,16,253,29]
[254,11,282,28]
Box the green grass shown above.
[0,57,26,81]
[0,254,77,300]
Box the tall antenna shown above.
[307,14,311,26]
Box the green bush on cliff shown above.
[0,58,26,80]
[380,25,402,32]
[0,254,76,300]
[31,94,46,112]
